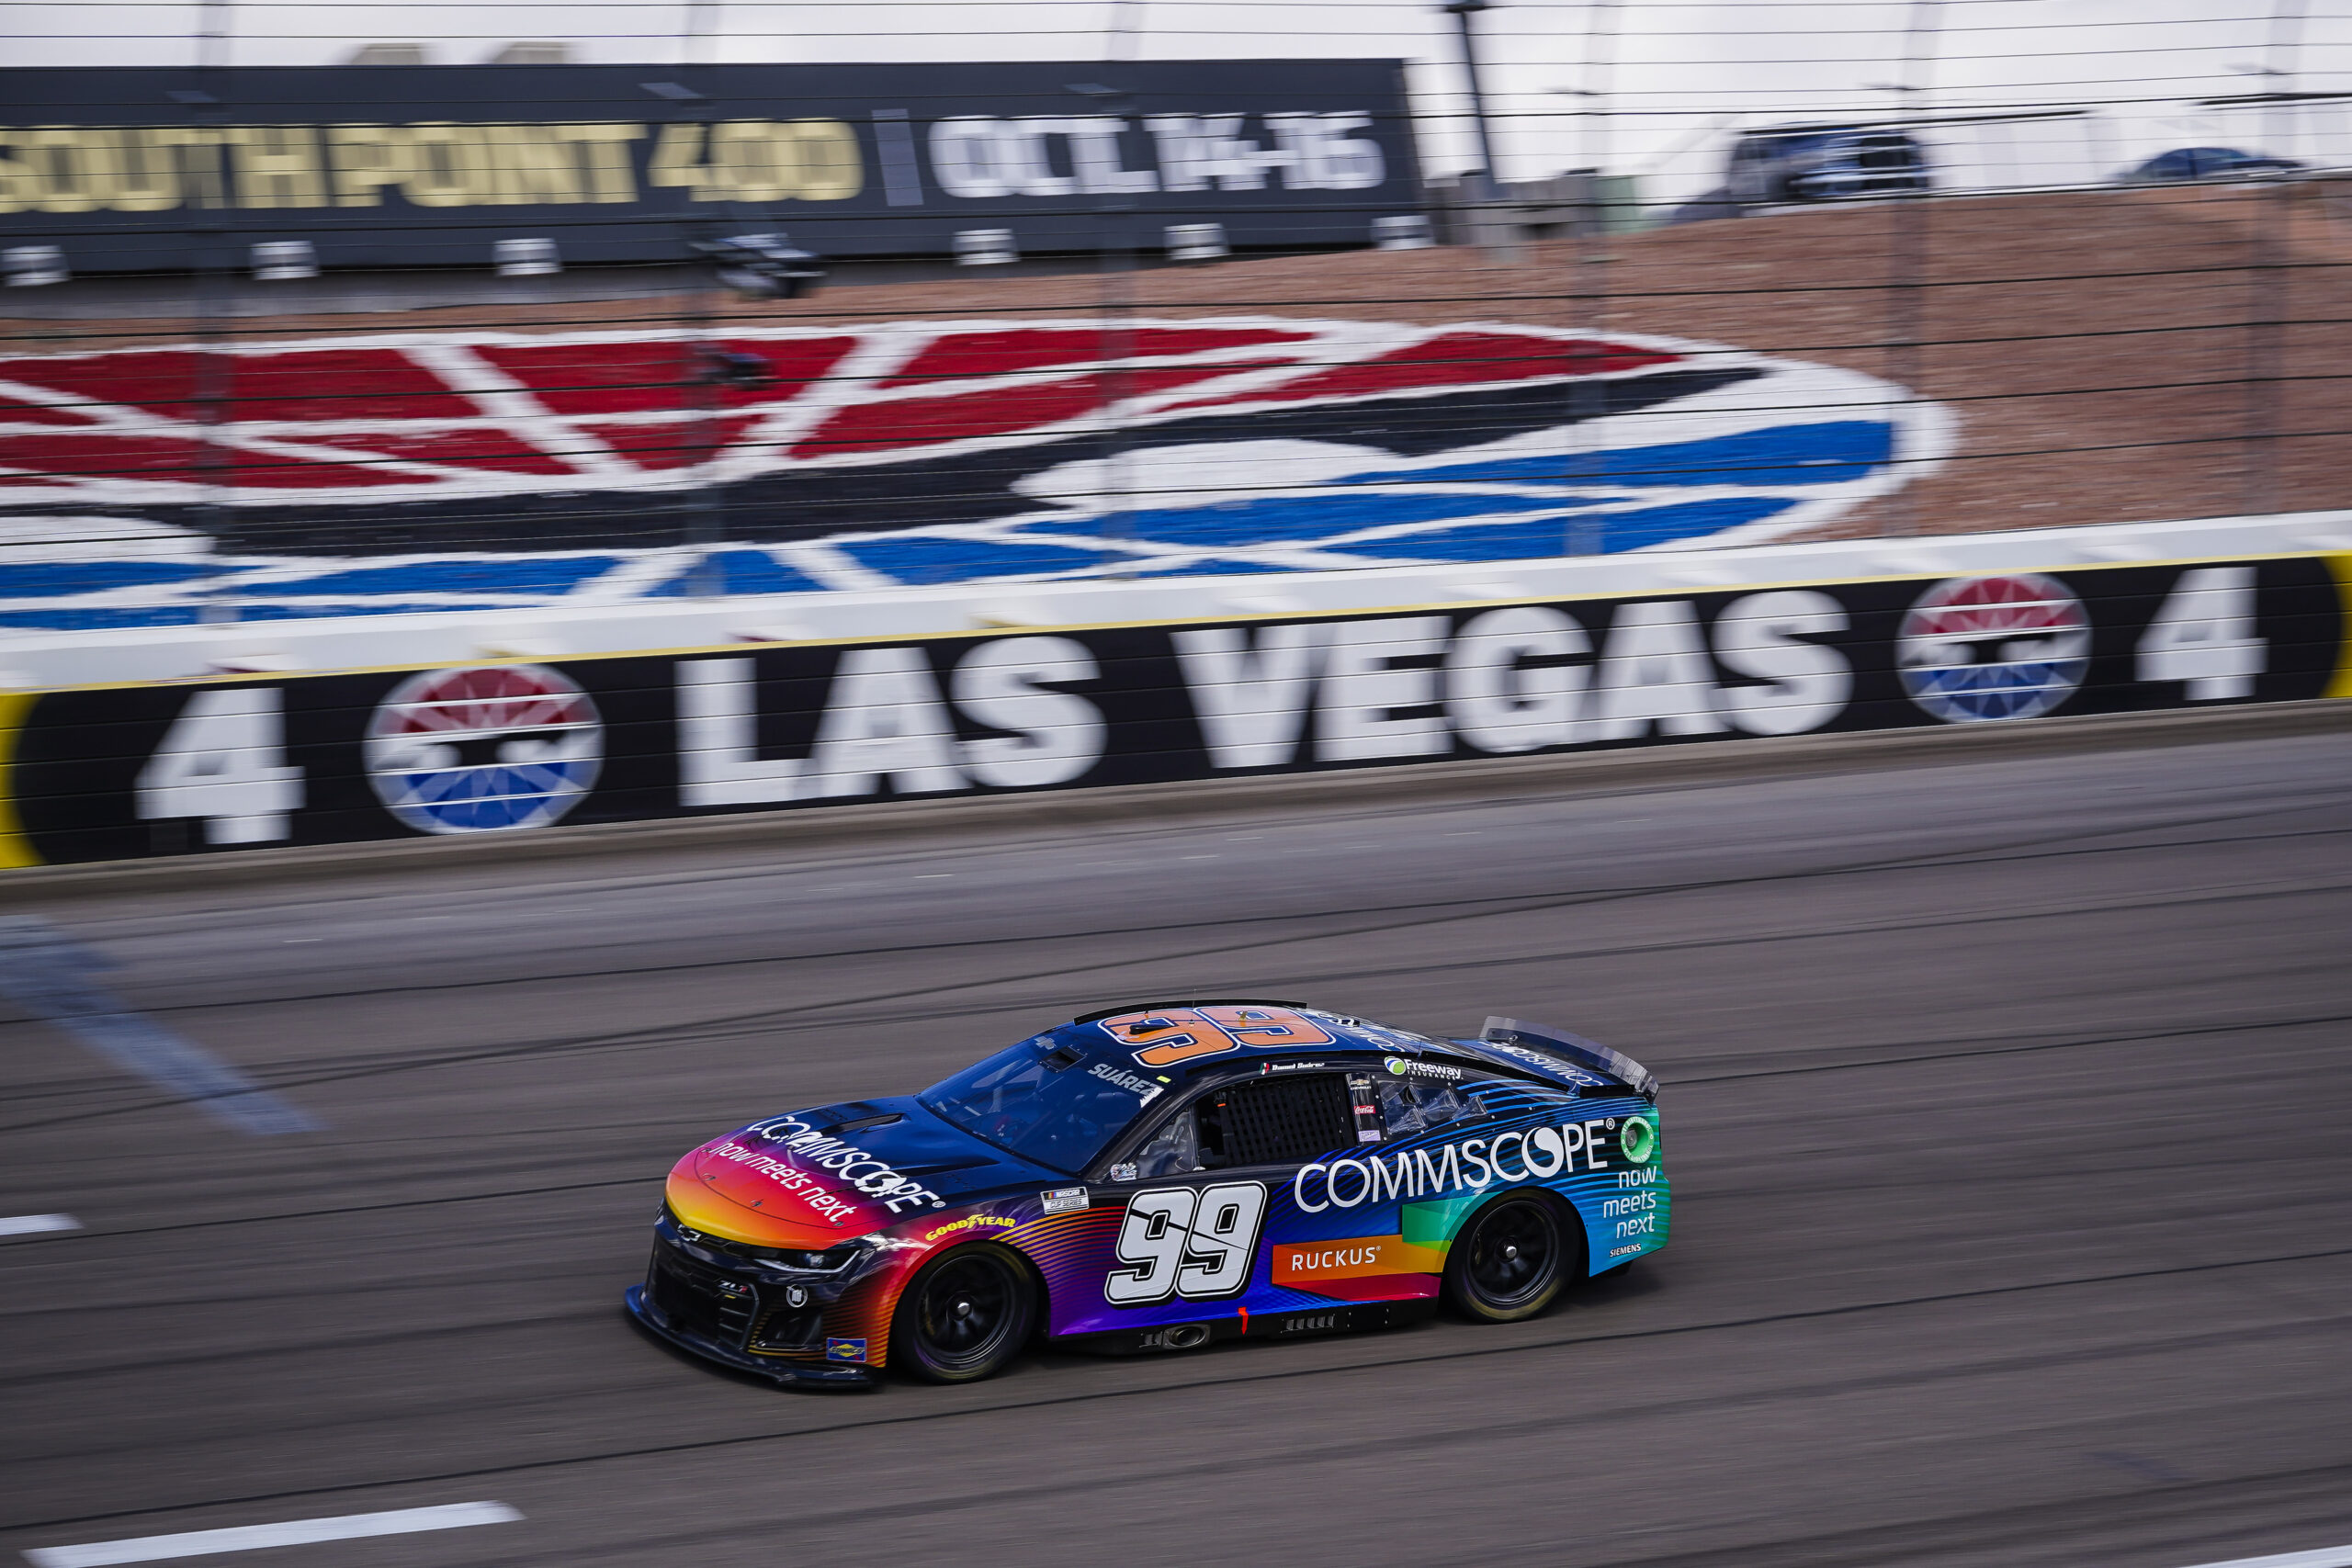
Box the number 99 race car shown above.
[625,1001,1666,1387]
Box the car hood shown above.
[666,1095,1057,1248]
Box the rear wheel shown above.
[889,1245,1035,1383]
[1442,1192,1572,1323]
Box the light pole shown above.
[2234,1,2307,515]
[1069,79,1139,574]
[1442,0,1500,197]
[670,0,727,598]
[1564,0,1623,555]
[192,0,234,626]
[1876,0,1942,538]
[1546,62,1617,555]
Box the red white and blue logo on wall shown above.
[1896,572,2092,723]
[363,664,604,833]
[0,318,1953,630]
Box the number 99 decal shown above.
[1103,1182,1269,1305]
[1098,1010,1233,1068]
[1202,1005,1336,1049]
[1098,1007,1337,1068]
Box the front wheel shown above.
[889,1245,1036,1383]
[1442,1192,1572,1323]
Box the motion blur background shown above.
[8,0,2352,622]
[4,6,2350,1568]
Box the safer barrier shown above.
[4,552,2346,867]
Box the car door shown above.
[1091,1068,1368,1321]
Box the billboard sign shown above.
[0,60,1421,272]
[4,555,2340,865]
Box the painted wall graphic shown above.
[5,555,2339,868]
[0,316,1953,632]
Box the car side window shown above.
[1202,1072,1359,1167]
[1128,1071,1361,1176]
[1131,1104,1203,1179]
[1374,1075,1483,1136]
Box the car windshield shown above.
[918,1036,1164,1174]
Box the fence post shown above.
[2246,0,2308,518]
[1564,0,1618,558]
[1884,0,1944,539]
[192,0,237,626]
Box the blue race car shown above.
[631,1001,1667,1386]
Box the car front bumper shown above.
[624,1281,877,1390]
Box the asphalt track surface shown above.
[3,731,2349,1568]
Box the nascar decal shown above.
[1896,571,2091,723]
[364,664,602,833]
[3,557,2339,865]
[0,317,1949,630]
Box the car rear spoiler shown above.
[1481,1017,1659,1103]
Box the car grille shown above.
[646,1247,757,1348]
[750,1303,823,1351]
[662,1206,863,1270]
[673,1232,768,1264]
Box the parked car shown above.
[1726,125,1931,206]
[2119,146,2302,184]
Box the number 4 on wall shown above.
[2136,565,2266,701]
[134,688,305,844]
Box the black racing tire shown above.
[888,1244,1037,1384]
[1442,1191,1575,1323]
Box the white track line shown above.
[20,1502,522,1565]
[2173,1548,2352,1568]
[0,1214,79,1238]
[0,917,321,1137]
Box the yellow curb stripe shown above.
[0,690,44,868]
[2327,554,2352,700]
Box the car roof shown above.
[1035,1000,1650,1097]
[1054,999,1446,1065]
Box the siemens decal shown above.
[1293,1120,1625,1213]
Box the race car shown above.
[625,1000,1667,1387]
